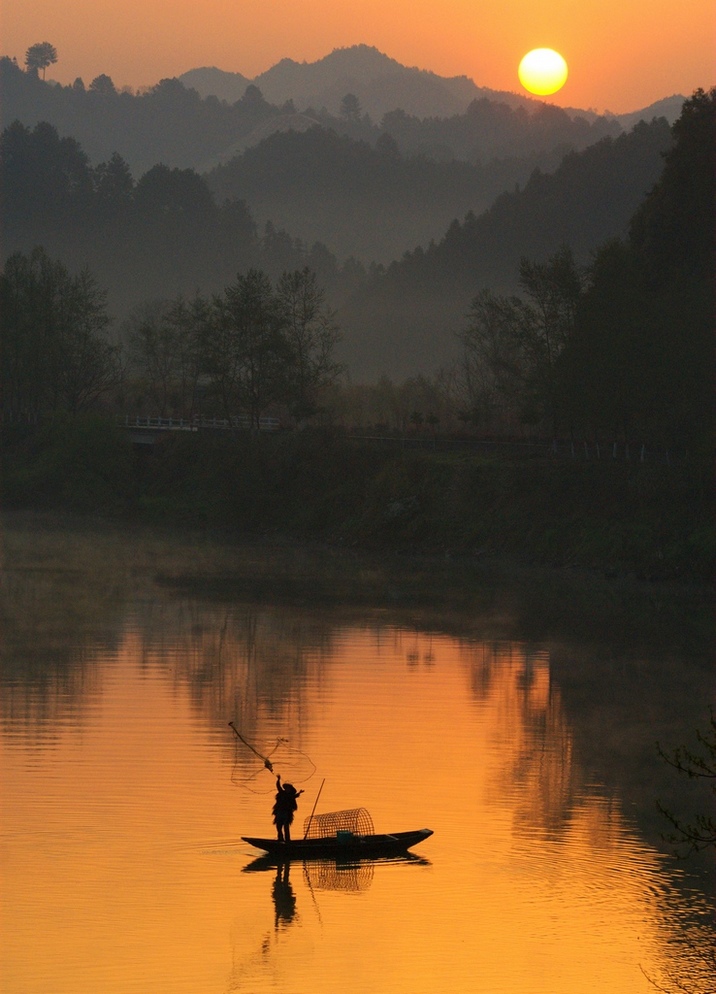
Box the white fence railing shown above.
[118,415,281,432]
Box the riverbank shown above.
[2,416,713,585]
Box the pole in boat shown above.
[303,778,326,839]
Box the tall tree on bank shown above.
[1,247,121,417]
[213,269,287,428]
[125,268,342,424]
[456,289,532,431]
[517,247,586,428]
[457,247,585,432]
[24,42,57,79]
[276,267,342,420]
[125,295,209,417]
[556,89,715,449]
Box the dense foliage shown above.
[1,53,621,176]
[125,267,341,422]
[450,91,714,454]
[339,115,673,377]
[0,120,363,320]
[0,247,120,418]
[556,88,715,452]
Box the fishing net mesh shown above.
[303,807,375,839]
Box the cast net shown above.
[228,723,316,793]
[303,807,374,839]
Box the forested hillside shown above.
[206,126,555,263]
[0,113,675,379]
[0,120,365,321]
[0,57,286,175]
[2,91,713,580]
[0,51,618,178]
[337,117,673,378]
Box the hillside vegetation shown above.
[0,51,619,178]
[0,111,673,376]
[2,421,712,585]
[338,117,673,377]
[1,87,713,586]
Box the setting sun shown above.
[518,48,568,96]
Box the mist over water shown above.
[1,519,713,993]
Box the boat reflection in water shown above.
[244,850,433,931]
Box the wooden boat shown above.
[242,806,433,860]
[242,828,433,859]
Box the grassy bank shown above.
[2,417,713,584]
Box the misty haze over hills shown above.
[0,51,610,179]
[1,42,705,385]
[181,44,522,120]
[204,126,585,263]
[179,45,687,128]
[336,118,674,378]
[1,47,640,269]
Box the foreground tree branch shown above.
[656,712,716,857]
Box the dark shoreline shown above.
[2,420,714,587]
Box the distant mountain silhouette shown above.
[179,44,686,127]
[179,66,252,104]
[608,94,688,131]
[1,48,685,180]
[255,45,526,119]
[181,45,527,119]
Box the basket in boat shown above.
[303,807,375,840]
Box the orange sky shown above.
[2,0,714,113]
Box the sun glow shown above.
[518,48,568,95]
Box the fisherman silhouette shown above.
[272,774,304,842]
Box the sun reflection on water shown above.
[1,569,713,994]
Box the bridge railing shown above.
[118,415,281,432]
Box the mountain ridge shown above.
[178,44,686,126]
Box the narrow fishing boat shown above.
[242,807,433,860]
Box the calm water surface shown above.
[1,521,714,993]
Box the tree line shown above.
[1,90,712,458]
[1,49,622,178]
[455,89,714,452]
[0,119,368,320]
[0,250,342,427]
[125,267,341,424]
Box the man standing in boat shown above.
[272,775,304,843]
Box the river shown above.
[1,515,713,993]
